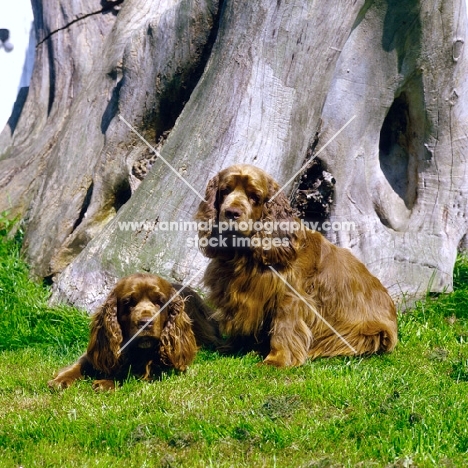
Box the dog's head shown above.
[87,273,197,374]
[196,164,298,265]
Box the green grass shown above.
[1,218,468,467]
[0,216,89,353]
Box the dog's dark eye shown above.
[249,193,262,205]
[122,297,135,308]
[219,186,231,198]
[148,292,165,305]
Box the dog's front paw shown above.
[263,349,291,367]
[264,348,305,367]
[92,379,116,391]
[48,377,73,390]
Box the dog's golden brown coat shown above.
[196,164,397,367]
[48,273,220,390]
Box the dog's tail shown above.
[356,319,398,355]
[308,319,398,358]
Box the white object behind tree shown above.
[0,0,34,130]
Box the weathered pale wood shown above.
[0,0,219,278]
[311,0,468,302]
[0,1,119,220]
[1,0,467,311]
[50,0,366,310]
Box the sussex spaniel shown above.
[195,164,397,367]
[48,273,220,391]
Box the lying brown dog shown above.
[48,273,220,391]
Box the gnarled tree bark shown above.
[0,0,467,311]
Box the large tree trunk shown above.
[1,0,467,311]
[314,0,468,303]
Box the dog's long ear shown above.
[87,291,122,375]
[159,290,198,371]
[252,178,298,266]
[195,173,220,258]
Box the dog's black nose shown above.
[224,207,242,220]
[137,318,153,329]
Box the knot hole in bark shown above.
[291,158,335,225]
[379,91,418,212]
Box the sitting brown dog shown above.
[196,164,398,367]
